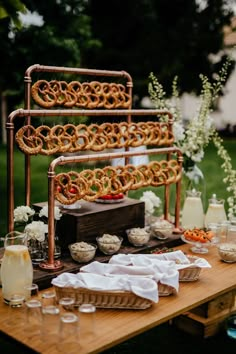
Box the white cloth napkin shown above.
[81,259,179,294]
[109,250,211,270]
[51,272,158,303]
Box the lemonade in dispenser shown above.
[204,193,227,228]
[1,231,33,304]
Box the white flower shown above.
[39,205,62,221]
[149,59,231,164]
[191,150,204,163]
[140,191,162,215]
[148,57,236,218]
[141,191,162,208]
[24,221,48,242]
[14,206,35,223]
[140,197,154,215]
[172,121,185,142]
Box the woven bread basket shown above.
[158,283,176,296]
[54,286,153,310]
[178,255,202,281]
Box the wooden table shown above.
[0,243,236,354]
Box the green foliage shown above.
[0,0,26,27]
[0,0,101,114]
[85,0,234,99]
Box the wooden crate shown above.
[191,291,235,318]
[34,197,145,252]
[172,290,236,337]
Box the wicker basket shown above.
[54,286,153,310]
[158,283,176,296]
[178,256,202,282]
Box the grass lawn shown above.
[0,137,235,237]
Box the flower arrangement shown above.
[148,58,231,165]
[14,205,35,224]
[148,56,236,218]
[24,220,48,242]
[13,204,62,242]
[39,205,62,221]
[212,132,236,219]
[140,190,162,216]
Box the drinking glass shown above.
[6,294,26,327]
[41,305,60,345]
[57,312,79,353]
[24,299,43,339]
[227,224,236,243]
[219,221,231,242]
[78,303,96,341]
[59,297,75,314]
[41,290,56,307]
[24,283,39,301]
[207,223,221,244]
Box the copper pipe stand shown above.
[39,260,64,272]
[173,227,184,234]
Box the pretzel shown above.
[55,172,89,205]
[31,80,131,109]
[54,158,181,204]
[15,125,43,155]
[15,121,174,156]
[15,124,61,155]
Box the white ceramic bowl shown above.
[96,234,123,255]
[126,228,150,247]
[69,242,97,263]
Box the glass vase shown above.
[44,234,61,260]
[28,239,46,265]
[182,158,206,212]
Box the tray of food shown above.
[95,193,125,204]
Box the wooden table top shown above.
[0,243,236,354]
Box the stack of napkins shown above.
[51,271,158,302]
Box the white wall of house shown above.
[210,49,236,130]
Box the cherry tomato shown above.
[69,187,77,194]
[56,186,62,192]
[100,194,113,200]
[113,193,124,200]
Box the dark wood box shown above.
[34,197,145,252]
